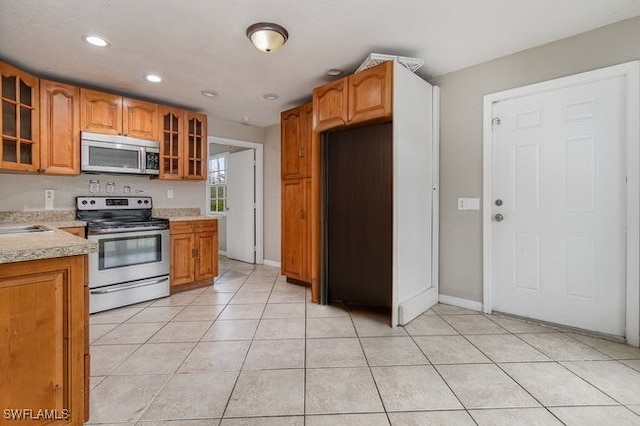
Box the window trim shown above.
[207,152,228,216]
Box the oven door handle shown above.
[91,277,169,294]
[89,225,169,234]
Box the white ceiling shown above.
[2,0,640,127]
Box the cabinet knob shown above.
[299,208,305,219]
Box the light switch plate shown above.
[167,189,174,199]
[458,197,480,211]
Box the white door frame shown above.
[208,136,264,265]
[482,61,640,346]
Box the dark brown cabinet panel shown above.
[326,123,393,307]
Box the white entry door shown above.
[490,75,627,336]
[226,149,255,263]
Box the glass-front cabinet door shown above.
[184,111,207,180]
[159,106,183,180]
[0,62,39,172]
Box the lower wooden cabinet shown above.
[281,178,311,283]
[0,255,88,425]
[60,226,85,237]
[170,219,218,292]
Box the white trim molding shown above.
[208,136,264,265]
[438,294,483,312]
[482,61,640,346]
[263,259,281,268]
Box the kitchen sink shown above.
[0,225,55,235]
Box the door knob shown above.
[494,213,504,222]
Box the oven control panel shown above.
[77,196,152,210]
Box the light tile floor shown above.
[88,257,640,425]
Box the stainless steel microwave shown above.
[81,132,160,175]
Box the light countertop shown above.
[0,225,97,264]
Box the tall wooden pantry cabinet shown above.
[280,102,313,284]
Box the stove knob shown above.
[143,200,149,204]
[90,200,96,205]
[138,200,143,204]
[81,200,88,205]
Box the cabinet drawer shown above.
[170,221,194,234]
[194,220,217,233]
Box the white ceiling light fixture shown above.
[262,93,279,101]
[241,116,251,124]
[326,68,343,77]
[83,35,110,47]
[201,90,219,98]
[246,22,288,53]
[145,74,162,83]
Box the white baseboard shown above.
[218,250,227,256]
[438,294,483,312]
[398,287,438,326]
[263,259,281,268]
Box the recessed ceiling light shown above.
[326,68,343,76]
[241,116,251,124]
[145,74,162,83]
[201,90,219,98]
[262,93,279,101]
[83,35,110,47]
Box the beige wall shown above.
[263,123,281,263]
[432,16,640,302]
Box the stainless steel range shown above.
[77,196,170,313]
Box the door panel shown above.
[491,75,626,336]
[281,178,307,280]
[326,123,392,307]
[226,149,255,263]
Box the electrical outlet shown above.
[44,189,54,210]
[167,189,174,199]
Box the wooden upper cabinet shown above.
[123,98,158,140]
[80,88,122,135]
[312,61,393,132]
[282,103,312,179]
[39,79,80,175]
[0,61,40,172]
[159,106,184,180]
[348,60,393,125]
[80,88,159,140]
[281,105,301,179]
[184,111,207,180]
[313,78,348,132]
